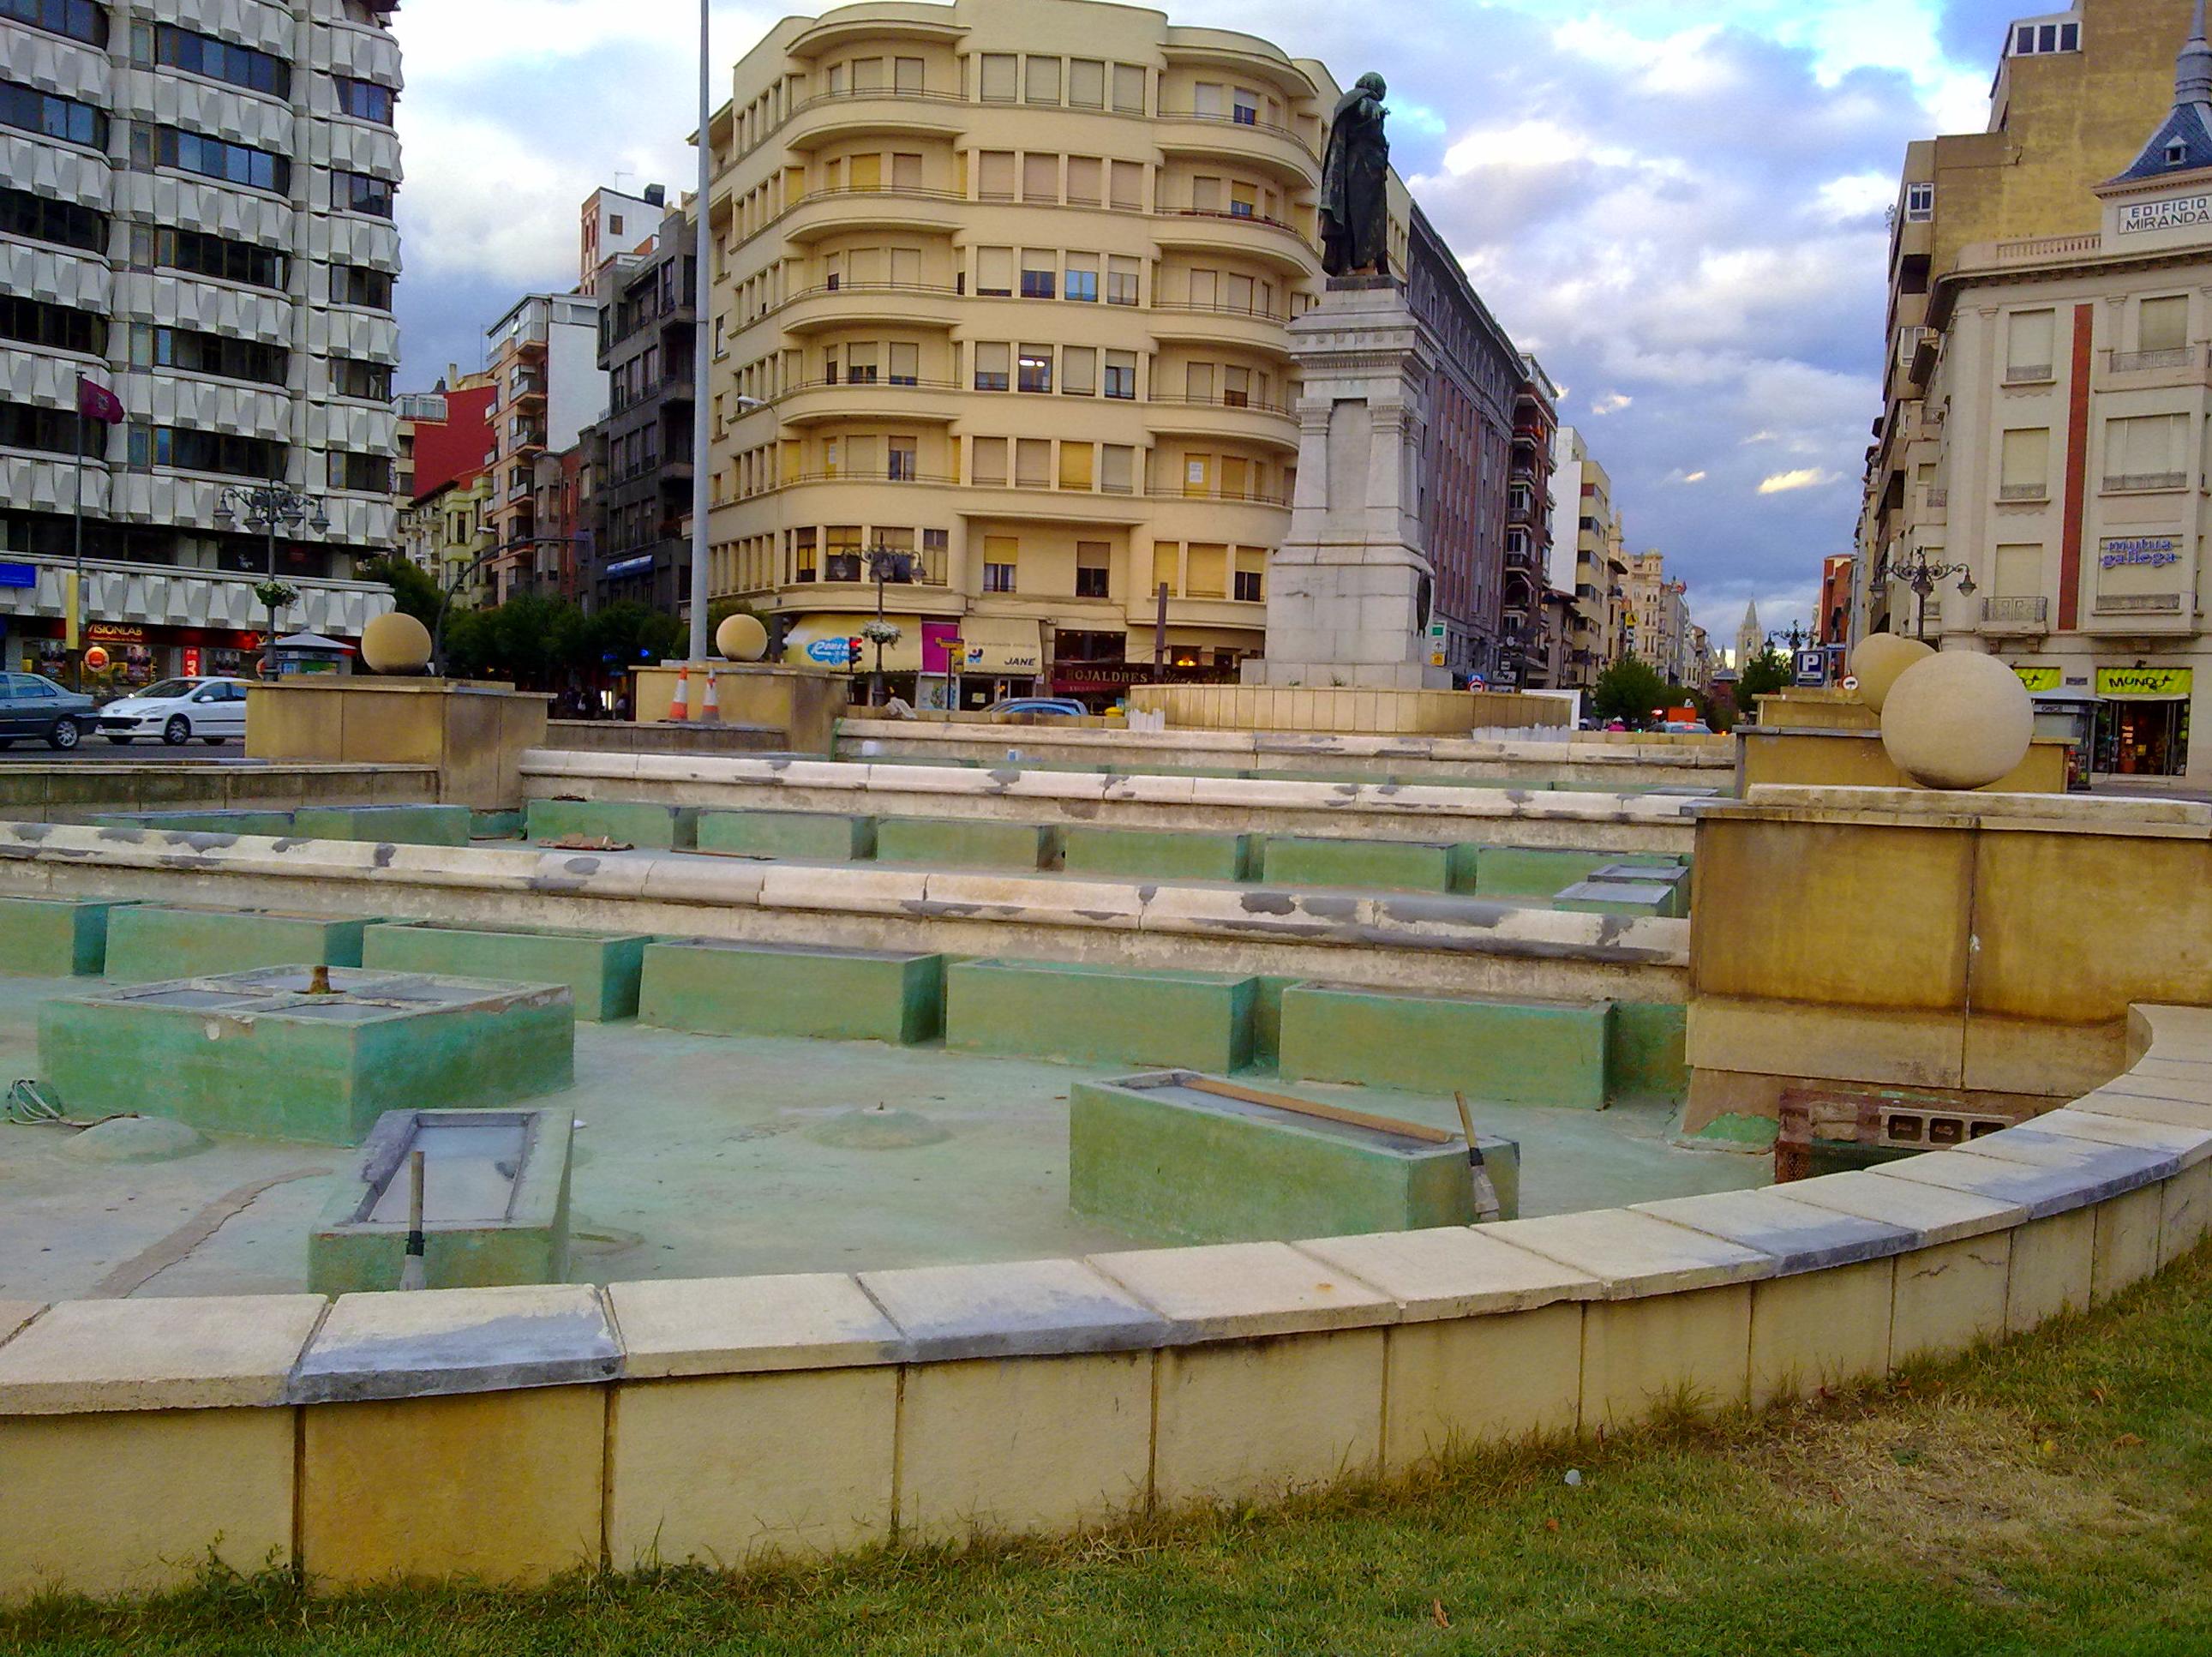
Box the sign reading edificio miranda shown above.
[2122,194,2212,234]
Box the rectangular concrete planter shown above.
[696,809,877,862]
[1553,879,1679,919]
[309,1108,574,1294]
[92,809,297,837]
[1474,846,1680,899]
[875,817,1061,871]
[292,805,474,848]
[1060,827,1256,882]
[525,798,699,850]
[1260,836,1477,894]
[0,896,130,976]
[1070,1071,1517,1244]
[947,958,1257,1072]
[362,922,653,1021]
[638,939,946,1044]
[1279,982,1613,1107]
[103,904,378,983]
[38,967,575,1145]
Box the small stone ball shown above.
[1849,633,1934,713]
[1879,651,2035,791]
[360,611,434,675]
[716,613,769,662]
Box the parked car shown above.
[985,697,1089,718]
[0,673,95,750]
[1662,719,1714,735]
[96,676,251,746]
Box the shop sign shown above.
[2121,194,2212,235]
[805,637,854,665]
[2012,665,2063,693]
[2100,536,2182,570]
[2095,666,2194,699]
[0,563,35,589]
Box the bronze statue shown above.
[1320,72,1389,278]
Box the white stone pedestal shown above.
[1244,279,1447,690]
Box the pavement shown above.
[0,738,245,762]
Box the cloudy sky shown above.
[387,0,2032,639]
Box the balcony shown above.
[772,375,965,427]
[1152,110,1319,188]
[2108,347,2190,374]
[508,375,546,406]
[780,185,968,246]
[2089,591,2190,632]
[776,280,962,337]
[2102,471,2189,494]
[777,87,967,154]
[1980,594,2049,633]
[0,554,392,639]
[1151,211,1318,277]
[1146,301,1295,357]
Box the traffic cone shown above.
[668,664,690,722]
[701,668,720,723]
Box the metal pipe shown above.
[686,0,714,667]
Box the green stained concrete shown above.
[361,922,652,1022]
[525,798,699,850]
[1681,1113,1783,1154]
[946,958,1256,1072]
[102,904,378,983]
[1608,1002,1690,1105]
[1278,983,1612,1108]
[1070,1073,1517,1244]
[292,804,473,847]
[1258,835,1478,893]
[37,968,575,1146]
[638,939,945,1044]
[875,816,1062,871]
[696,809,878,861]
[1059,826,1255,882]
[1551,879,1676,919]
[1246,974,1299,1071]
[471,809,526,839]
[91,808,297,837]
[1473,846,1682,898]
[0,897,129,976]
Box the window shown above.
[974,342,1010,392]
[336,170,395,217]
[1993,543,2042,597]
[1183,453,1213,497]
[1192,175,1224,213]
[889,341,919,385]
[1063,345,1096,395]
[2139,296,2189,354]
[1015,438,1049,487]
[1223,365,1250,408]
[2005,309,2054,381]
[128,423,283,479]
[890,246,920,285]
[1999,426,2050,499]
[1066,156,1101,205]
[1150,543,1178,596]
[131,22,290,97]
[141,225,286,289]
[979,53,1017,101]
[1230,181,1257,219]
[1076,541,1109,597]
[1193,82,1225,117]
[329,450,391,493]
[0,185,104,253]
[1101,444,1134,494]
[1017,347,1052,394]
[1104,350,1136,399]
[1904,182,1934,222]
[1020,250,1055,299]
[851,57,884,91]
[1106,255,1140,306]
[0,82,105,147]
[1064,253,1098,303]
[844,342,878,383]
[978,150,1015,200]
[791,526,817,581]
[895,56,924,93]
[1112,63,1145,114]
[972,436,1007,485]
[1058,441,1093,489]
[1070,59,1105,108]
[891,151,921,189]
[3,0,106,47]
[1186,543,1226,597]
[332,264,393,309]
[887,435,918,481]
[0,399,98,457]
[1110,160,1143,211]
[1022,153,1058,201]
[2105,412,2190,489]
[849,153,881,191]
[977,246,1013,297]
[335,77,397,124]
[0,296,104,357]
[983,543,1017,591]
[1025,56,1060,104]
[1234,548,1264,602]
[137,125,290,194]
[127,321,285,385]
[2013,20,2080,55]
[1232,87,1260,126]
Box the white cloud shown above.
[1675,470,1709,484]
[1552,17,1736,97]
[1592,392,1634,416]
[1758,468,1839,495]
[1813,171,1897,224]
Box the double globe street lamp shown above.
[213,477,329,676]
[1878,549,1976,643]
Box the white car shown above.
[97,677,252,746]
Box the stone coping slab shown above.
[1478,1209,1776,1297]
[289,1284,620,1402]
[1871,1141,2164,1220]
[2072,1087,2212,1133]
[1945,1125,2181,1186]
[0,1303,38,1348]
[607,1275,904,1379]
[2012,1108,2212,1169]
[0,1295,328,1414]
[1765,1169,2024,1246]
[855,1259,1166,1360]
[1725,787,2212,838]
[1629,1188,1917,1275]
[1086,1241,1398,1340]
[1292,1228,1604,1321]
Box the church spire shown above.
[2183,0,2212,108]
[2108,4,2212,183]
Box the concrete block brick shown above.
[1383,1303,1585,1468]
[876,816,1059,870]
[1775,1168,2023,1246]
[859,1258,1166,1360]
[1154,1329,1385,1507]
[525,797,698,849]
[608,1274,904,1378]
[1278,983,1611,1108]
[2006,1209,2095,1331]
[1892,1234,2013,1360]
[2090,1186,2164,1303]
[1475,845,1670,898]
[292,804,473,847]
[302,1384,605,1588]
[0,1407,296,1601]
[1609,1001,1688,1104]
[291,1284,620,1403]
[1260,835,1476,894]
[2160,1161,2212,1265]
[1486,1209,1775,1296]
[363,921,651,1021]
[1632,1188,1915,1275]
[696,808,877,861]
[0,1294,327,1414]
[638,939,944,1044]
[1296,1227,1602,1320]
[0,895,129,976]
[1748,1259,1895,1407]
[1552,879,1676,918]
[1580,1284,1752,1426]
[1062,825,1255,882]
[103,904,376,982]
[946,958,1256,1072]
[1088,1240,1397,1340]
[609,1368,896,1564]
[898,1351,1153,1540]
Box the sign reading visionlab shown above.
[2121,194,2212,235]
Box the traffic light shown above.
[847,635,864,667]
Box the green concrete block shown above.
[1473,846,1679,898]
[1259,835,1477,893]
[696,809,878,861]
[638,939,945,1044]
[293,804,473,847]
[1278,983,1612,1108]
[471,809,527,839]
[875,816,1061,870]
[1247,974,1300,1070]
[0,896,131,976]
[1610,1002,1689,1105]
[39,967,575,1145]
[91,809,297,837]
[946,958,1256,1072]
[309,1108,573,1294]
[1591,862,1692,918]
[363,922,652,1021]
[103,904,378,983]
[1060,826,1254,882]
[1070,1072,1518,1244]
[525,798,698,850]
[1552,879,1675,918]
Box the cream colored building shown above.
[1550,425,1622,686]
[698,0,1361,705]
[1623,549,1690,683]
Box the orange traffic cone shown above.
[669,664,690,723]
[701,668,720,723]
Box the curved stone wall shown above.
[1,1003,2206,1598]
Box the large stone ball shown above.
[360,611,433,675]
[1849,632,1933,713]
[716,612,769,662]
[1879,651,2035,790]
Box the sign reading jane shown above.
[2121,194,2212,235]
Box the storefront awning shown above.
[783,614,922,674]
[956,616,1043,676]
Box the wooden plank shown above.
[1183,1076,1458,1145]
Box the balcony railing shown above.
[2103,471,2189,493]
[1981,595,2048,628]
[1924,488,1947,508]
[1147,392,1295,418]
[2107,347,2191,373]
[2094,592,2185,615]
[2001,363,2053,384]
[1997,483,2048,501]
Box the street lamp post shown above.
[212,468,329,677]
[1879,550,1977,643]
[686,0,714,669]
[860,543,911,706]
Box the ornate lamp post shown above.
[1878,550,1977,643]
[213,470,328,676]
[860,543,913,706]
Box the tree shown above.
[1590,655,1670,727]
[586,602,684,671]
[1735,647,1793,717]
[358,554,444,626]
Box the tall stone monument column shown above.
[1244,277,1446,689]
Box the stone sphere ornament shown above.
[716,612,769,662]
[1879,650,2035,791]
[1849,633,1933,713]
[360,611,434,675]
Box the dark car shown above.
[0,674,94,750]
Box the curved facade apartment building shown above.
[703,0,1350,705]
[0,0,401,679]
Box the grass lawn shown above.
[10,1248,2212,1656]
